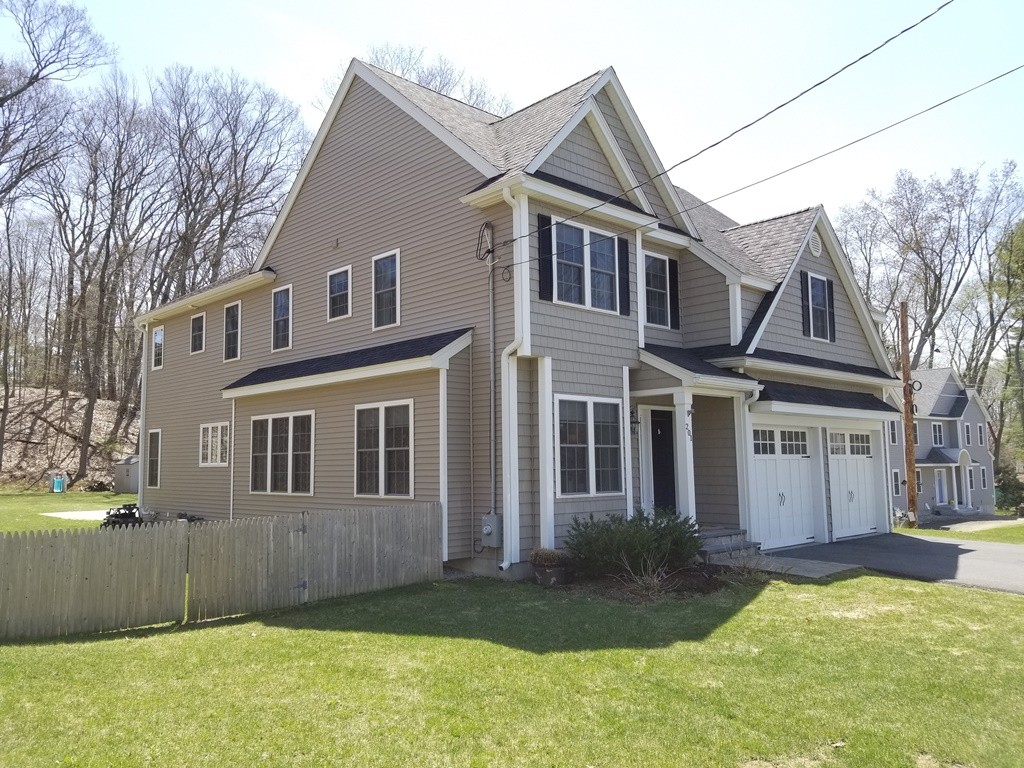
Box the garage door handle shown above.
[778,491,786,506]
[848,490,854,502]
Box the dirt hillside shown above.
[0,387,139,489]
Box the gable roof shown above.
[911,368,970,418]
[723,207,820,282]
[758,379,899,414]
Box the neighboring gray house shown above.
[888,368,995,516]
[136,60,901,576]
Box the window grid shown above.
[849,433,871,456]
[556,397,623,496]
[373,252,399,329]
[753,429,775,455]
[645,254,669,327]
[829,433,847,455]
[808,273,830,340]
[328,266,351,320]
[250,412,313,494]
[190,313,205,354]
[151,326,164,370]
[271,286,291,351]
[199,423,229,466]
[780,430,808,456]
[223,302,240,361]
[932,423,944,447]
[355,401,413,497]
[553,221,618,313]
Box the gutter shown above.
[134,269,277,328]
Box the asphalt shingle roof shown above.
[224,329,471,391]
[723,207,820,282]
[691,345,896,381]
[910,368,968,418]
[758,380,898,413]
[917,447,962,466]
[643,345,754,382]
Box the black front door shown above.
[650,409,676,511]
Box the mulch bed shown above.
[559,564,729,604]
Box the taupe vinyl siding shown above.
[144,74,515,531]
[741,288,765,331]
[593,89,673,224]
[758,230,877,367]
[446,348,473,559]
[643,243,686,347]
[538,119,623,199]
[692,395,739,527]
[631,363,679,392]
[678,251,730,347]
[517,358,539,554]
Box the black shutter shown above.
[800,270,810,337]
[826,278,836,342]
[668,258,680,330]
[617,237,630,316]
[538,214,553,302]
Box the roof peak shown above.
[359,59,501,120]
[493,68,607,125]
[723,205,821,232]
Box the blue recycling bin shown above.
[51,475,65,493]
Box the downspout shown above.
[229,398,236,521]
[499,187,524,571]
[137,322,149,510]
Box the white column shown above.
[538,357,555,548]
[622,366,634,517]
[673,389,696,523]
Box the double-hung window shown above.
[223,302,240,361]
[915,469,923,494]
[968,468,975,491]
[892,469,901,497]
[932,423,944,447]
[912,421,919,446]
[147,429,161,488]
[645,254,669,327]
[556,396,622,496]
[978,423,985,446]
[373,251,400,329]
[250,412,313,494]
[271,286,291,351]
[554,222,618,312]
[964,423,972,446]
[200,423,229,466]
[190,313,205,354]
[355,401,413,497]
[151,326,164,370]
[888,421,899,445]
[328,266,351,320]
[808,274,830,340]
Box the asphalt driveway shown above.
[773,533,1024,594]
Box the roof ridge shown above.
[493,68,606,125]
[723,205,821,232]
[360,60,500,120]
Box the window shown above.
[932,423,944,447]
[553,222,618,312]
[372,251,400,329]
[808,274,830,340]
[645,254,669,327]
[151,326,164,370]
[849,433,871,456]
[978,423,985,446]
[190,313,205,354]
[200,423,229,466]
[829,433,847,455]
[753,429,775,455]
[915,469,923,494]
[250,412,313,494]
[912,421,919,446]
[146,430,161,488]
[223,302,240,361]
[556,397,622,496]
[964,423,972,446]
[328,266,351,320]
[968,468,975,491]
[889,421,899,445]
[981,467,988,489]
[271,286,291,351]
[892,469,901,497]
[355,401,413,497]
[780,430,808,456]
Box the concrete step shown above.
[698,528,752,551]
[698,535,762,565]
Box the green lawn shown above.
[0,490,137,533]
[898,522,1024,545]
[1,575,1022,767]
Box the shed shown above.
[113,455,140,494]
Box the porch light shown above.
[629,407,642,436]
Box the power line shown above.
[496,0,958,252]
[497,61,1024,281]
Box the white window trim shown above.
[189,312,206,355]
[271,285,293,352]
[932,422,944,447]
[353,398,415,498]
[371,250,401,330]
[146,429,161,489]
[151,326,164,371]
[981,466,988,489]
[327,264,353,322]
[554,395,625,498]
[968,467,975,491]
[977,423,985,446]
[248,410,315,495]
[199,421,230,467]
[964,422,972,446]
[806,270,831,342]
[892,469,901,497]
[643,252,670,328]
[915,469,923,494]
[888,420,899,445]
[550,218,620,316]
[223,300,241,362]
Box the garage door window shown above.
[829,433,846,455]
[849,433,871,455]
[780,430,808,455]
[753,429,775,455]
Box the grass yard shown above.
[1,574,1022,767]
[898,523,1024,545]
[0,489,137,533]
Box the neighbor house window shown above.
[151,326,164,370]
[556,397,622,496]
[807,273,830,340]
[892,469,901,497]
[981,467,988,489]
[964,423,972,446]
[200,423,229,466]
[250,412,313,494]
[271,286,291,351]
[553,222,618,312]
[912,421,919,446]
[355,401,413,497]
[223,301,240,361]
[932,423,944,447]
[915,469,923,494]
[888,421,899,445]
[645,254,669,327]
[978,424,985,446]
[372,251,399,329]
[968,468,975,491]
[190,313,205,354]
[146,430,161,488]
[328,265,351,320]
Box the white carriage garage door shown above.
[827,430,880,539]
[749,426,818,549]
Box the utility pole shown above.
[900,302,918,527]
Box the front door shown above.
[650,409,676,511]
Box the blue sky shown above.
[16,0,1024,224]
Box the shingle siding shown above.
[691,395,740,527]
[538,119,624,200]
[678,251,731,347]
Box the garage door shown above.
[828,431,879,539]
[750,427,818,549]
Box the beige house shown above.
[137,60,901,576]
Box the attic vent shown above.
[809,231,822,257]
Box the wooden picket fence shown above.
[0,503,442,642]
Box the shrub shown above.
[565,507,700,577]
[529,547,573,567]
[995,466,1024,509]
